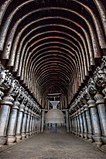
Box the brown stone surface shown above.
[0,133,106,159]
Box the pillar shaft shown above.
[0,95,14,146]
[69,117,72,132]
[7,101,20,144]
[85,106,93,140]
[94,93,106,144]
[32,112,35,133]
[66,110,69,133]
[77,113,81,136]
[79,110,84,137]
[41,110,45,132]
[82,108,87,139]
[21,107,28,139]
[88,99,102,146]
[29,112,33,135]
[26,109,31,138]
[16,104,24,142]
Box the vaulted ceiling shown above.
[0,0,106,109]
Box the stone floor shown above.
[0,133,106,159]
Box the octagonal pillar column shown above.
[21,106,28,139]
[7,100,20,144]
[87,99,102,147]
[41,110,45,133]
[84,104,93,141]
[65,110,69,133]
[26,109,31,138]
[0,95,14,146]
[29,110,33,136]
[81,107,88,139]
[16,103,25,142]
[78,109,84,137]
[94,93,106,144]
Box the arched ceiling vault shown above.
[0,0,106,108]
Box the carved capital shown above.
[0,69,12,89]
[0,89,4,101]
[13,101,20,109]
[101,56,106,70]
[24,106,28,113]
[88,78,97,97]
[1,95,14,107]
[87,99,95,108]
[84,104,88,111]
[102,87,106,98]
[94,93,104,104]
[94,67,106,89]
[9,80,19,97]
[22,96,28,105]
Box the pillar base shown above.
[80,133,84,138]
[7,136,16,145]
[93,135,102,147]
[101,136,106,144]
[26,133,30,138]
[83,133,88,139]
[21,133,26,139]
[16,135,22,142]
[88,138,93,143]
[100,145,106,152]
[87,134,92,139]
[87,134,93,142]
[77,132,80,137]
[72,131,76,135]
[29,132,32,136]
[0,136,7,146]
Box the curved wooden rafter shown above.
[0,0,105,107]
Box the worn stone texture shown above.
[0,133,106,159]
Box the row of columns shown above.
[0,64,41,146]
[69,59,106,147]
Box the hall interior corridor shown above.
[0,133,106,159]
[0,0,106,158]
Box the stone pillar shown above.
[78,109,84,137]
[74,113,78,135]
[0,95,14,146]
[35,117,37,133]
[34,118,37,133]
[77,110,81,136]
[76,110,80,136]
[7,100,20,144]
[37,118,40,133]
[32,112,35,134]
[38,117,41,132]
[71,116,74,133]
[29,111,33,136]
[33,115,36,133]
[41,110,45,133]
[16,103,24,142]
[21,106,28,139]
[26,109,31,138]
[72,115,75,134]
[94,93,106,144]
[87,99,102,147]
[82,107,88,139]
[84,104,93,141]
[65,110,69,133]
[69,117,72,133]
[76,113,79,136]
